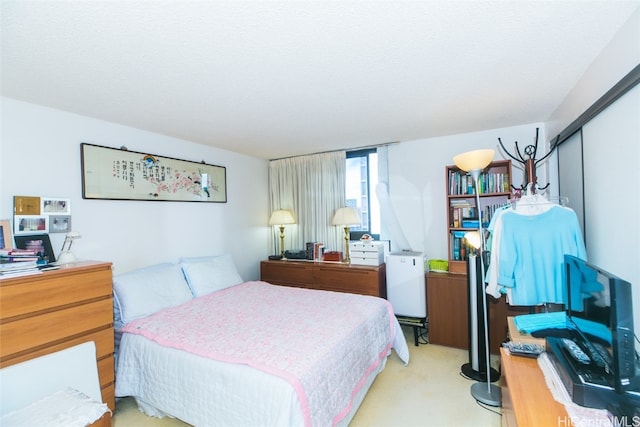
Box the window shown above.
[346,149,380,239]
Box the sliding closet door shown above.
[581,84,640,334]
[581,85,639,274]
[557,131,585,239]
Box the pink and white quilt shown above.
[120,280,406,427]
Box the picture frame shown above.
[49,215,72,233]
[14,215,48,235]
[81,143,227,203]
[42,197,71,214]
[14,233,56,263]
[13,196,41,215]
[0,219,14,251]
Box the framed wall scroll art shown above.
[80,143,227,203]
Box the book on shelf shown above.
[452,208,460,228]
[448,169,510,195]
[450,199,471,207]
[305,242,316,260]
[453,236,461,260]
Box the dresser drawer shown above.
[0,298,113,360]
[349,242,385,266]
[261,261,313,285]
[1,327,114,368]
[350,256,384,266]
[0,269,112,320]
[313,266,372,286]
[101,382,115,411]
[97,355,115,387]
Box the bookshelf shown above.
[445,159,512,274]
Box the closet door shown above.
[581,85,639,281]
[557,130,585,239]
[575,84,639,342]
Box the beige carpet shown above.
[112,326,503,427]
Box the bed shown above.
[113,256,409,427]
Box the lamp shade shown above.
[268,209,295,226]
[453,149,495,173]
[332,207,361,226]
[464,231,481,250]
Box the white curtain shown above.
[376,145,411,252]
[269,151,346,255]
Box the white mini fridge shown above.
[386,251,426,319]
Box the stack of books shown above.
[0,249,42,278]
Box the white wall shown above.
[387,123,537,260]
[0,98,269,279]
[546,8,640,141]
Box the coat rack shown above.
[498,128,558,194]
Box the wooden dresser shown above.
[0,261,115,411]
[500,348,568,426]
[260,259,386,298]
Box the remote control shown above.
[504,341,545,358]
[561,338,591,364]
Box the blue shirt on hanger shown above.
[497,205,586,306]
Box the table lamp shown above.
[57,231,81,264]
[331,207,361,264]
[268,210,296,259]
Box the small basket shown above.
[428,259,449,273]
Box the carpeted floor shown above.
[112,326,503,427]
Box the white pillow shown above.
[113,263,193,324]
[179,254,244,297]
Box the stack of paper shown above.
[0,249,41,278]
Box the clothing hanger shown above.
[512,184,556,215]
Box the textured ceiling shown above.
[2,1,638,159]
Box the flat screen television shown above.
[564,254,640,394]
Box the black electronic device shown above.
[14,233,56,263]
[503,341,544,358]
[545,255,640,414]
[284,250,307,260]
[564,255,640,393]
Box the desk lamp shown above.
[268,210,295,259]
[331,207,361,263]
[453,148,501,407]
[57,231,81,264]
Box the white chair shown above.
[0,341,109,426]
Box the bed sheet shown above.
[116,281,408,427]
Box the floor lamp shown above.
[461,232,500,383]
[453,149,501,407]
